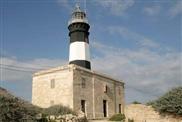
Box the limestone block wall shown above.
[32,67,74,108]
[73,69,94,119]
[114,82,125,114]
[125,104,182,122]
[93,75,115,118]
[72,66,125,119]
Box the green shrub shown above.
[128,118,134,122]
[147,87,182,116]
[43,104,76,116]
[37,117,48,122]
[48,120,56,122]
[132,101,141,104]
[109,113,125,121]
[0,95,41,121]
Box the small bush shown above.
[0,95,41,121]
[132,101,141,104]
[37,117,48,122]
[128,118,134,122]
[43,104,76,116]
[147,87,182,116]
[109,113,125,121]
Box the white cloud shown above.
[57,0,72,11]
[107,26,159,48]
[0,56,66,82]
[0,56,66,101]
[143,6,161,16]
[91,41,182,103]
[169,0,182,18]
[94,0,135,16]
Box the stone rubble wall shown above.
[47,114,87,122]
[125,104,182,122]
[43,111,88,122]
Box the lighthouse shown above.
[68,4,91,69]
[32,4,125,118]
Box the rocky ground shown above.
[89,120,109,122]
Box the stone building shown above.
[32,5,125,119]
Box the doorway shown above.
[103,100,107,117]
[119,104,121,113]
[81,100,86,113]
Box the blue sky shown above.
[0,0,181,104]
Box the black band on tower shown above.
[68,23,90,33]
[68,23,90,44]
[69,31,89,44]
[69,60,91,69]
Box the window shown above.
[77,12,81,19]
[81,78,86,88]
[104,85,108,93]
[118,87,121,95]
[50,79,55,89]
[50,100,54,106]
[81,15,84,19]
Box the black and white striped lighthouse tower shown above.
[68,4,91,69]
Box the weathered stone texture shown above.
[125,104,182,122]
[32,64,124,119]
[32,66,74,108]
[73,69,94,119]
[73,66,124,119]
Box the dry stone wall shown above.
[125,104,182,122]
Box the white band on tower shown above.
[69,42,90,62]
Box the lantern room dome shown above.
[68,4,88,25]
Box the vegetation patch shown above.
[147,87,182,116]
[0,87,41,122]
[43,104,76,116]
[109,113,125,121]
[132,101,141,104]
[128,119,134,122]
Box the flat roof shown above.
[33,64,124,84]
